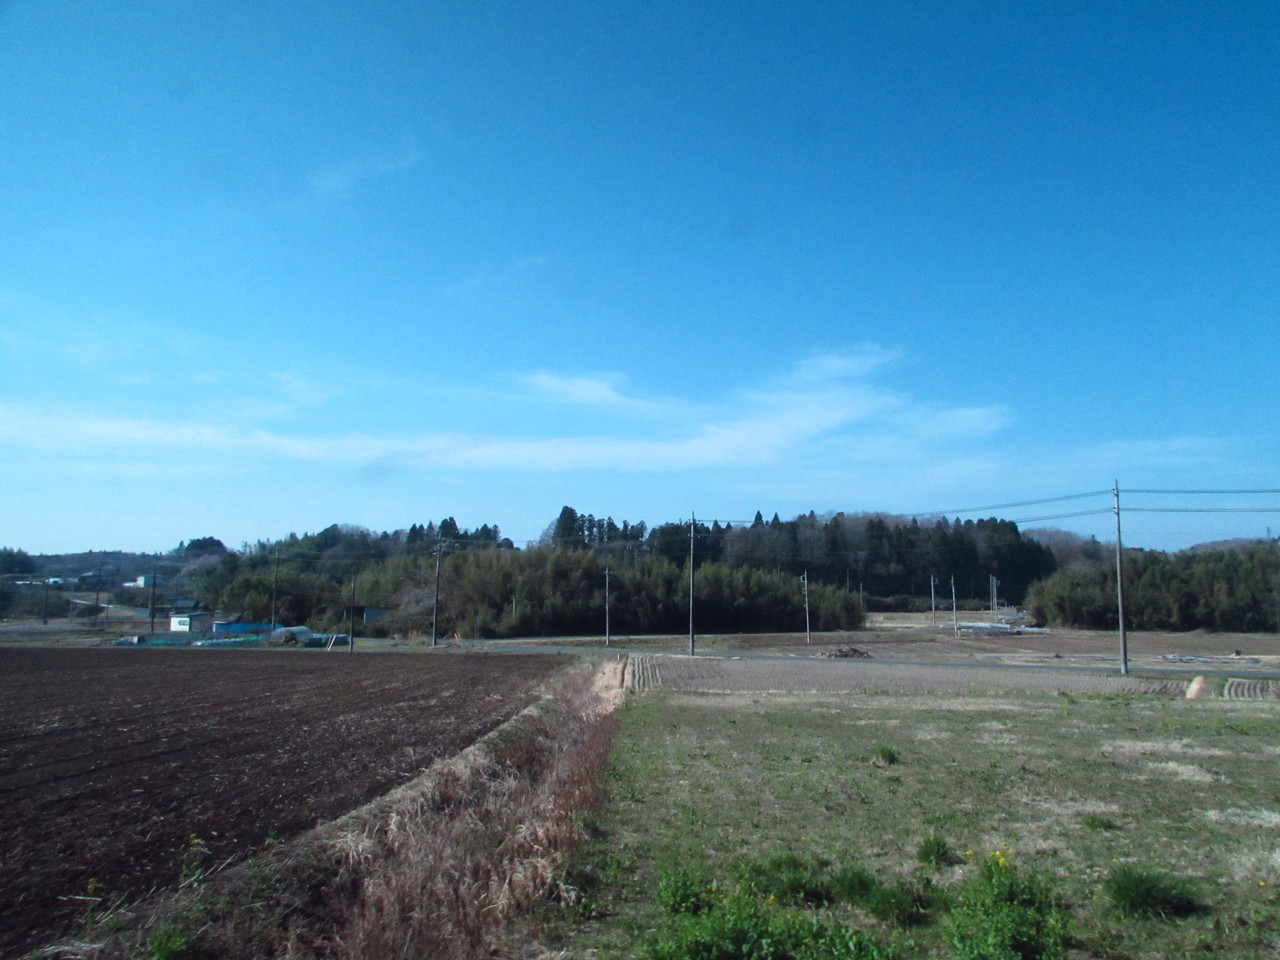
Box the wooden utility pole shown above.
[802,570,811,643]
[269,548,279,632]
[432,537,442,647]
[604,567,611,646]
[148,555,158,634]
[951,575,958,637]
[686,514,696,660]
[92,557,103,629]
[930,575,937,626]
[1113,481,1129,675]
[348,576,357,653]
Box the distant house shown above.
[76,571,116,588]
[170,611,215,632]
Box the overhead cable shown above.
[908,490,1111,517]
[1006,508,1114,524]
[1125,488,1280,495]
[1124,507,1280,514]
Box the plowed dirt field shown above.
[0,648,564,957]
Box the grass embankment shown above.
[45,657,625,960]
[547,685,1280,958]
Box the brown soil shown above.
[0,648,566,957]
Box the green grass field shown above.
[542,669,1280,959]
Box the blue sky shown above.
[2,0,1277,554]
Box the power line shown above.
[906,490,1111,517]
[1006,508,1114,524]
[1126,488,1280,495]
[1124,507,1280,514]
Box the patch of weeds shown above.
[657,866,719,915]
[1104,865,1204,919]
[1217,719,1255,736]
[866,880,930,928]
[79,876,120,932]
[947,852,1071,960]
[179,833,211,887]
[872,745,900,767]
[1081,813,1120,832]
[738,851,838,905]
[917,834,960,868]
[830,863,880,903]
[648,895,896,960]
[145,925,199,960]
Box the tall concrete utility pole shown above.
[802,570,811,644]
[432,537,442,647]
[1113,481,1129,675]
[688,514,696,656]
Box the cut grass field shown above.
[541,658,1280,959]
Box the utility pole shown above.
[1113,481,1129,675]
[346,576,357,652]
[269,548,279,632]
[92,557,103,629]
[951,575,958,637]
[688,514,696,656]
[802,570,811,644]
[930,575,937,626]
[148,554,158,634]
[431,537,442,647]
[41,577,50,625]
[604,567,611,647]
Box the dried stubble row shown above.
[644,656,1189,697]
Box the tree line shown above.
[173,509,1057,637]
[1027,543,1280,632]
[8,513,1277,636]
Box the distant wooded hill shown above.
[6,513,1277,635]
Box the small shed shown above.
[170,611,215,632]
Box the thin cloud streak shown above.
[0,353,1010,476]
[308,148,422,196]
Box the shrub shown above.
[648,896,896,960]
[872,746,900,767]
[866,881,928,928]
[658,866,718,915]
[917,835,959,868]
[830,863,880,903]
[947,853,1070,960]
[145,926,194,960]
[1104,865,1202,919]
[737,851,837,906]
[1081,813,1119,832]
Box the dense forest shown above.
[1027,543,1280,632]
[175,507,1058,637]
[4,508,1276,635]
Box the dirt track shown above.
[0,648,563,957]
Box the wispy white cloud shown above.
[308,148,421,196]
[0,351,1010,476]
[519,372,673,417]
[522,372,636,407]
[436,255,557,304]
[791,346,900,382]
